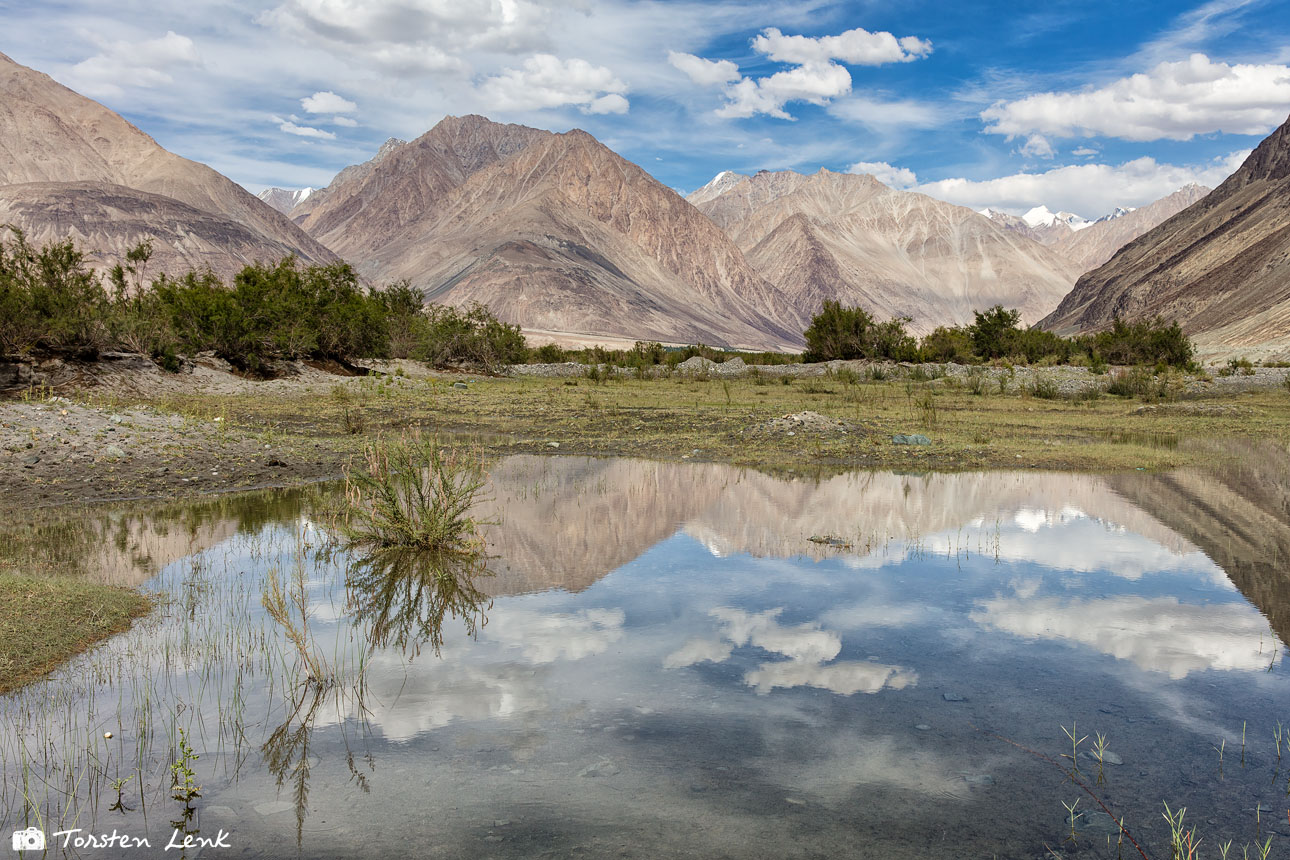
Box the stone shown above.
[102,445,126,461]
[254,800,295,816]
[892,434,932,446]
[453,382,468,389]
[578,760,620,778]
[942,692,966,702]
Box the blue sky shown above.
[2,0,1289,217]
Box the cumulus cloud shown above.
[1018,134,1055,158]
[676,25,931,120]
[982,53,1290,141]
[301,90,357,114]
[750,26,931,67]
[331,116,359,127]
[668,51,740,86]
[263,0,556,75]
[918,150,1248,217]
[65,31,200,99]
[848,160,918,188]
[478,53,629,113]
[716,63,852,119]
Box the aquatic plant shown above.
[262,551,330,686]
[169,727,200,805]
[1061,722,1088,772]
[338,433,490,553]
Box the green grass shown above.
[0,574,149,693]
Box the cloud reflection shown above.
[666,607,917,696]
[971,596,1273,678]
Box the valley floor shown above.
[3,356,1289,516]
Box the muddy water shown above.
[3,455,1290,859]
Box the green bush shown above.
[802,300,917,362]
[0,228,109,356]
[1087,317,1193,369]
[414,303,526,371]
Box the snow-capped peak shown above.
[1022,205,1089,230]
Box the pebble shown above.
[942,693,966,702]
[915,724,931,731]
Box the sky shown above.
[2,0,1289,218]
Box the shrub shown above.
[414,303,526,371]
[802,300,917,362]
[0,228,110,356]
[1085,317,1194,369]
[1030,375,1060,399]
[920,325,976,363]
[338,434,490,553]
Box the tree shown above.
[802,300,916,362]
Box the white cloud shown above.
[301,90,357,114]
[478,53,629,113]
[263,0,558,76]
[331,116,359,127]
[972,596,1272,679]
[848,160,918,188]
[691,25,931,120]
[982,53,1290,141]
[918,150,1248,217]
[667,51,740,86]
[1018,134,1055,158]
[276,118,336,139]
[716,62,852,119]
[65,31,200,99]
[750,26,931,67]
[1072,147,1098,157]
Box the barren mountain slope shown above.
[696,169,1081,333]
[1041,114,1290,350]
[293,116,550,255]
[321,120,801,350]
[0,51,334,278]
[0,181,332,282]
[1047,184,1212,273]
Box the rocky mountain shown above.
[299,116,801,351]
[686,170,748,206]
[979,186,1212,275]
[0,51,335,281]
[691,168,1081,334]
[1045,184,1210,273]
[1041,114,1290,351]
[256,186,312,214]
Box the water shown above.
[3,452,1290,859]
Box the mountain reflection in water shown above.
[5,446,1290,859]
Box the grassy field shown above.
[142,367,1290,475]
[0,574,149,694]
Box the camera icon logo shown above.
[10,828,45,852]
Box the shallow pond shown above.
[4,452,1290,859]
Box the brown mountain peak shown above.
[0,52,333,280]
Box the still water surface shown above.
[3,454,1290,858]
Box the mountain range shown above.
[687,168,1079,334]
[4,47,1287,356]
[0,51,334,281]
[1042,113,1290,353]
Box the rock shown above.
[102,445,126,461]
[0,358,43,391]
[453,382,468,389]
[808,535,853,549]
[915,724,932,731]
[677,356,718,374]
[578,760,620,778]
[942,692,966,702]
[961,773,994,786]
[21,455,39,468]
[99,352,154,372]
[108,414,124,424]
[254,800,295,816]
[265,458,288,468]
[892,434,932,446]
[547,441,560,448]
